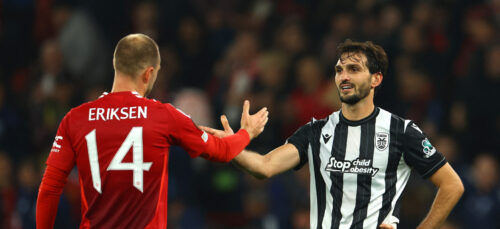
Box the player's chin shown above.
[340,92,352,98]
[340,95,360,105]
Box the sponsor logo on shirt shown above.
[325,157,379,176]
[51,136,63,152]
[421,138,436,158]
[322,133,332,144]
[375,132,389,151]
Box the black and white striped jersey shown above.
[287,107,446,229]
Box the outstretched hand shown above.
[240,100,268,139]
[199,100,268,140]
[200,115,234,138]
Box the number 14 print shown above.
[85,127,152,193]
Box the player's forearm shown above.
[36,165,69,229]
[204,129,250,162]
[417,181,464,229]
[233,150,272,179]
[36,190,62,229]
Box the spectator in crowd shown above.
[458,154,500,229]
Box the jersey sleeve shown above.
[166,104,250,162]
[402,121,447,178]
[286,121,313,170]
[46,112,76,173]
[36,165,69,229]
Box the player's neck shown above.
[111,74,145,96]
[341,96,375,121]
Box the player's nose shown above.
[337,70,351,81]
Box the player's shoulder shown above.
[64,99,96,118]
[137,95,167,108]
[66,92,108,114]
[377,107,398,119]
[307,109,341,129]
[390,112,415,134]
[377,107,418,135]
[327,110,341,124]
[124,91,166,107]
[306,110,337,129]
[378,107,409,124]
[135,97,190,120]
[161,103,193,119]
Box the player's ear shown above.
[142,66,154,83]
[371,72,383,88]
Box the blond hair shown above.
[113,34,160,77]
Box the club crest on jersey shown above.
[375,132,389,151]
[325,157,379,176]
[422,138,436,158]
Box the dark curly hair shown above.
[335,39,388,76]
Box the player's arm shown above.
[200,100,268,162]
[172,100,268,163]
[232,144,300,179]
[36,113,76,229]
[401,121,464,229]
[37,165,70,229]
[417,163,464,229]
[200,114,301,179]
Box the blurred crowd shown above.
[0,0,499,228]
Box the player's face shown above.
[334,52,373,105]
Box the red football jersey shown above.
[46,91,248,228]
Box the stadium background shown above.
[0,0,499,228]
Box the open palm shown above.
[199,100,268,140]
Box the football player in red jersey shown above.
[36,33,269,229]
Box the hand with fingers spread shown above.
[240,100,268,140]
[200,100,268,140]
[200,115,234,138]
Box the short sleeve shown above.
[286,121,313,170]
[46,113,76,173]
[403,122,447,178]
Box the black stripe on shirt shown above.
[351,118,376,229]
[330,123,348,229]
[393,190,404,219]
[311,120,328,229]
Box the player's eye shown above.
[335,67,342,73]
